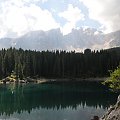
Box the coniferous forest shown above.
[0,47,120,80]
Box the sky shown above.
[0,0,120,38]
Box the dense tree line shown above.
[0,47,120,79]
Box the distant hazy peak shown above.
[0,28,120,51]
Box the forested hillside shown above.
[0,47,120,79]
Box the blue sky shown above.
[40,0,101,27]
[0,0,119,38]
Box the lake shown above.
[0,81,119,120]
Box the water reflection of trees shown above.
[0,82,119,116]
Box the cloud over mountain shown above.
[59,4,85,35]
[80,0,120,33]
[0,0,59,38]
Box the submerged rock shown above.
[101,95,120,120]
[91,116,99,120]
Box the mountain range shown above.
[0,28,120,51]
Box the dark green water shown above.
[0,81,119,120]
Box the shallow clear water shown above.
[0,81,118,120]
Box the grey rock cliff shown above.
[101,95,120,120]
[1,28,120,51]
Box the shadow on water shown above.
[0,81,119,116]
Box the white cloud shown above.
[59,4,85,35]
[59,4,84,23]
[60,22,75,35]
[41,0,48,3]
[79,0,120,33]
[0,0,59,38]
[21,0,48,3]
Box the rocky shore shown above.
[101,95,120,120]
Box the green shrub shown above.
[103,66,120,91]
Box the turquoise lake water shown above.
[0,81,118,120]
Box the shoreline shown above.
[37,77,107,82]
[30,77,108,84]
[0,77,108,84]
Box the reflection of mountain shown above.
[0,82,118,116]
